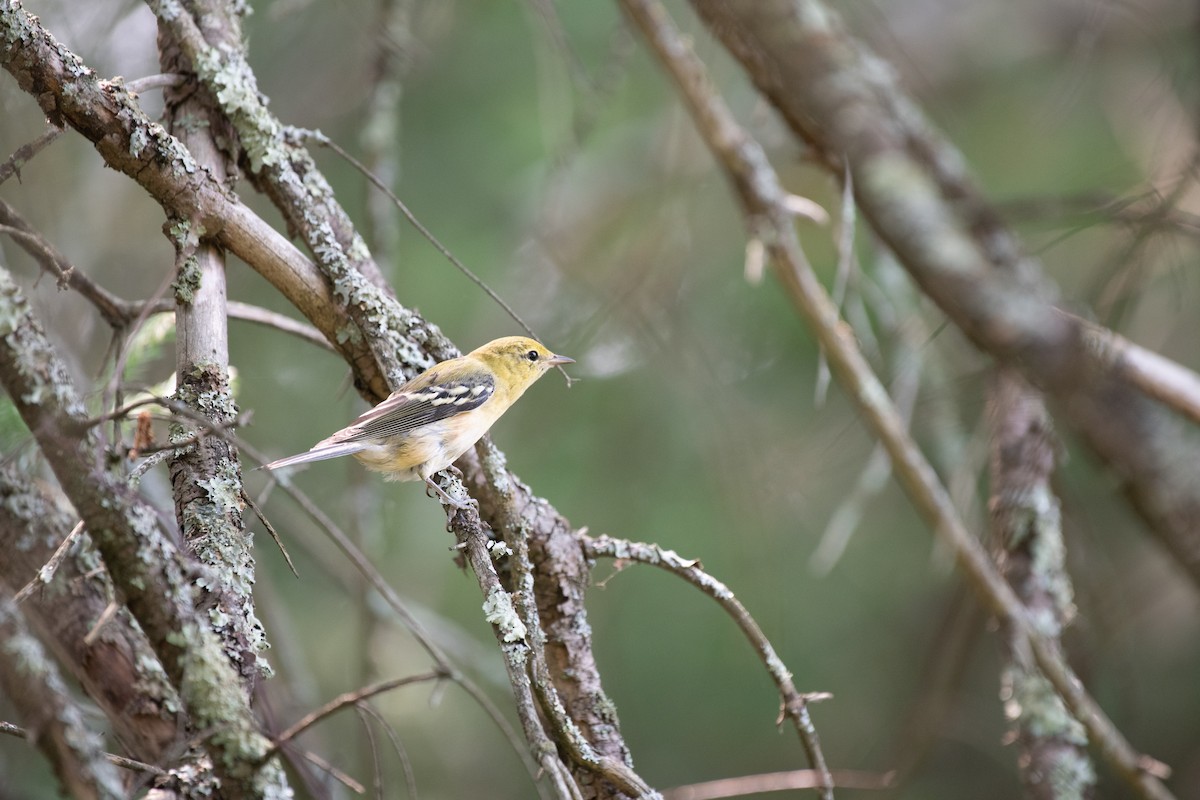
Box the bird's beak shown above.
[547,353,575,366]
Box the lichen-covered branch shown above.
[0,266,292,799]
[467,443,641,799]
[989,370,1096,799]
[685,0,1200,591]
[448,483,651,799]
[158,7,269,689]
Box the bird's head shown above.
[471,336,574,393]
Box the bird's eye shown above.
[526,350,540,362]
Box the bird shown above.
[261,336,574,507]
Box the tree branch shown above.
[159,3,269,689]
[989,369,1096,799]
[1,5,646,794]
[149,0,423,393]
[583,533,834,796]
[0,2,369,390]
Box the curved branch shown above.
[267,671,448,757]
[583,533,834,797]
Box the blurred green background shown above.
[2,0,1199,797]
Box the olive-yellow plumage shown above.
[263,336,573,506]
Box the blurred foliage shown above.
[2,0,1200,798]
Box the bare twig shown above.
[1073,311,1200,427]
[0,205,334,349]
[0,201,130,327]
[664,769,893,800]
[14,520,84,604]
[355,702,417,800]
[241,489,298,578]
[814,166,856,407]
[298,749,367,795]
[0,124,63,185]
[124,73,184,94]
[267,671,447,757]
[0,720,166,777]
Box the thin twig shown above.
[298,749,366,795]
[353,703,383,800]
[664,768,894,800]
[123,73,184,94]
[267,671,446,758]
[241,489,298,577]
[82,600,120,646]
[14,520,85,604]
[0,719,166,777]
[306,131,574,383]
[0,124,63,186]
[355,702,416,800]
[304,132,538,342]
[1072,311,1200,427]
[814,165,856,407]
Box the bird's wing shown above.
[322,369,496,445]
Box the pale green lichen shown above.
[129,124,149,158]
[1002,666,1087,745]
[482,588,527,643]
[193,44,283,173]
[0,277,26,337]
[197,473,241,515]
[164,219,205,305]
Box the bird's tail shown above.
[259,441,371,472]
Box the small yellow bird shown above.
[262,336,573,506]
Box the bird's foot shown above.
[425,473,476,512]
